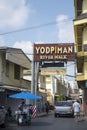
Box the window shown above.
[56,101,72,106]
[14,64,20,80]
[6,61,9,77]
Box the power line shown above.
[0,17,74,36]
[0,21,56,35]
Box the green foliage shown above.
[57,94,66,101]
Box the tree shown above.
[57,94,66,101]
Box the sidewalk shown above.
[37,110,53,117]
[6,111,53,126]
[76,112,87,122]
[37,112,47,117]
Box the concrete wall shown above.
[0,53,31,90]
[82,0,87,13]
[83,89,87,115]
[2,53,22,86]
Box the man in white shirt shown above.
[73,100,80,121]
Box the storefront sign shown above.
[34,43,74,61]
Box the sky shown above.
[0,0,76,82]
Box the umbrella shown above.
[9,92,42,100]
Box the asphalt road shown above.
[3,113,87,130]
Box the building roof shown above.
[0,47,31,69]
[74,13,87,21]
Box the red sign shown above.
[34,43,74,61]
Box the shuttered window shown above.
[14,64,20,80]
[6,61,9,77]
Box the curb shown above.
[7,111,53,126]
[37,112,47,117]
[37,111,53,117]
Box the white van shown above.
[54,101,74,117]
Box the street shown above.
[3,113,87,130]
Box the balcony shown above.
[20,78,31,91]
[77,51,87,57]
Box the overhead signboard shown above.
[40,67,66,75]
[34,43,74,62]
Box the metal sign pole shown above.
[31,43,35,105]
[35,62,40,105]
[35,62,37,106]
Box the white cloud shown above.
[56,15,75,43]
[0,0,30,29]
[13,41,33,60]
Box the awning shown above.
[0,85,31,92]
[9,92,42,100]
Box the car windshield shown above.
[56,101,72,106]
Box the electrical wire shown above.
[0,17,74,36]
[0,17,76,69]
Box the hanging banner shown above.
[34,43,74,61]
[40,67,66,75]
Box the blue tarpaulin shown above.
[9,92,42,100]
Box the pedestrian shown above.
[7,107,12,117]
[18,101,25,112]
[7,107,12,120]
[45,101,50,114]
[73,100,80,121]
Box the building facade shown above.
[74,0,87,115]
[0,47,31,113]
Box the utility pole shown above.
[31,43,35,105]
[31,44,40,106]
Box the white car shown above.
[0,106,7,127]
[54,101,74,117]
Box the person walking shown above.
[73,100,80,121]
[7,107,12,121]
[7,107,12,117]
[45,101,50,115]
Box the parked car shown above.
[0,106,7,128]
[54,101,74,117]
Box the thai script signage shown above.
[34,43,74,61]
[40,67,66,75]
